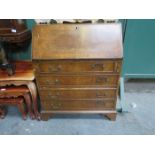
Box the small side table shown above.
[0,86,35,119]
[0,61,40,119]
[0,97,27,120]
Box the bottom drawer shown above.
[41,99,116,111]
[39,88,117,100]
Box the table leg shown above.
[0,106,6,119]
[27,82,40,120]
[24,93,35,120]
[18,101,27,120]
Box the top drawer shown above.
[33,60,121,74]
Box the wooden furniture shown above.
[0,19,31,75]
[32,24,123,121]
[0,61,40,119]
[0,97,26,120]
[0,86,35,119]
[0,19,31,44]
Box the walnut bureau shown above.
[32,23,123,121]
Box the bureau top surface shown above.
[32,23,123,59]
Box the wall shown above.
[11,19,36,60]
[123,19,155,78]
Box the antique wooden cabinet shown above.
[32,23,123,121]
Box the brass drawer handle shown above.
[49,65,61,72]
[96,100,105,105]
[51,102,62,110]
[96,92,107,97]
[48,92,60,98]
[96,77,108,83]
[92,63,105,70]
[48,92,60,96]
[41,86,47,89]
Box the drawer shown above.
[41,99,116,111]
[39,88,117,100]
[36,74,119,87]
[33,60,121,74]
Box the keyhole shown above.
[76,26,78,30]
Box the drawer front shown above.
[39,88,117,100]
[33,60,121,74]
[36,74,119,87]
[41,99,116,111]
